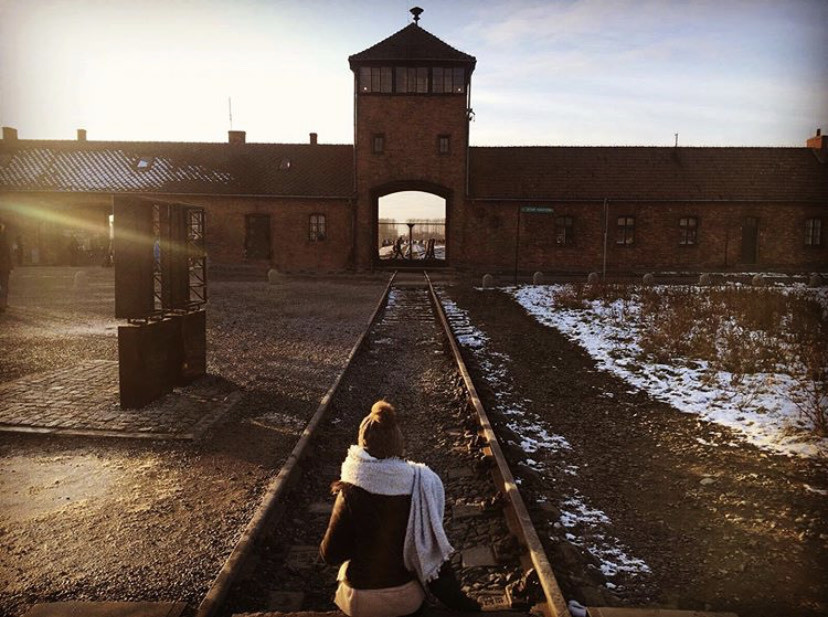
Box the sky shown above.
[1,0,826,147]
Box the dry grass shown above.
[551,283,828,436]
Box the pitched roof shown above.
[469,146,828,202]
[2,139,825,203]
[0,140,354,197]
[349,23,475,66]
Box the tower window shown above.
[372,134,385,154]
[309,214,326,242]
[438,135,450,155]
[432,67,465,94]
[359,66,392,93]
[395,66,429,93]
[616,216,635,245]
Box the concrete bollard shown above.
[642,273,655,285]
[808,273,824,288]
[532,271,544,285]
[587,272,600,284]
[698,273,712,286]
[482,274,494,288]
[267,269,280,285]
[751,273,765,287]
[73,270,88,290]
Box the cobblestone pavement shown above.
[0,359,240,440]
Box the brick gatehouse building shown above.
[1,20,826,275]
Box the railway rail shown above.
[189,271,567,617]
[194,272,735,617]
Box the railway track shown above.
[194,272,736,617]
[192,271,570,617]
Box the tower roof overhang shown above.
[348,23,476,72]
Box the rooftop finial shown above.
[410,6,423,25]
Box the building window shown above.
[372,134,385,154]
[244,214,271,259]
[432,67,465,94]
[438,135,450,155]
[395,66,429,93]
[359,66,392,93]
[555,216,573,245]
[309,214,326,242]
[616,216,635,245]
[679,216,698,245]
[805,218,822,246]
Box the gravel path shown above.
[0,268,386,617]
[444,285,828,617]
[224,285,523,615]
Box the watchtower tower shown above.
[348,8,476,268]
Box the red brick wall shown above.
[462,199,828,274]
[354,94,469,268]
[172,196,354,273]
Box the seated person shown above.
[320,400,480,617]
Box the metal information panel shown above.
[112,196,208,409]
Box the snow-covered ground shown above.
[509,284,828,459]
[442,297,652,587]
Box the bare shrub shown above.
[791,344,828,437]
[552,284,827,436]
[553,284,588,309]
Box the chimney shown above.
[77,129,87,141]
[807,128,826,163]
[310,132,318,145]
[228,130,246,145]
[2,127,18,142]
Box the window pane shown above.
[360,67,371,92]
[381,67,392,93]
[417,67,428,92]
[395,66,407,93]
[453,67,465,93]
[371,68,380,92]
[806,218,822,246]
[432,67,444,93]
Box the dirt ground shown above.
[0,267,387,617]
[445,285,828,617]
[1,269,826,617]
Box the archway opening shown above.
[377,191,446,265]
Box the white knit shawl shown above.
[339,445,454,585]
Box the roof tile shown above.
[349,23,475,66]
[468,146,828,201]
[0,141,354,197]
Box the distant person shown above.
[392,236,405,259]
[424,238,436,260]
[320,400,480,617]
[0,221,12,312]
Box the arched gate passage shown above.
[372,183,450,268]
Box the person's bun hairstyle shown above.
[358,399,404,459]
